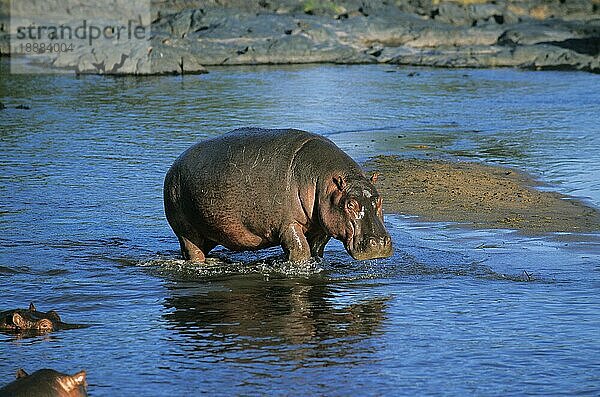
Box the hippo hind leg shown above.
[178,235,217,262]
[178,236,204,262]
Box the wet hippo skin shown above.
[0,368,87,397]
[0,303,86,334]
[164,128,393,263]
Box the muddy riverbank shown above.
[368,156,600,233]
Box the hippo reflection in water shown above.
[0,303,86,335]
[0,368,87,397]
[164,128,393,263]
[164,278,389,357]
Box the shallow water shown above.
[1,61,599,396]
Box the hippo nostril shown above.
[383,236,391,246]
[369,237,377,247]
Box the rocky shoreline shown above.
[1,0,599,74]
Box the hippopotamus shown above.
[0,368,87,397]
[0,303,86,334]
[164,128,393,262]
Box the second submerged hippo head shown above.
[0,303,86,335]
[0,368,88,397]
[319,172,393,260]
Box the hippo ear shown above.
[71,370,87,387]
[370,172,379,184]
[16,368,28,379]
[58,371,87,392]
[333,175,346,191]
[12,313,27,329]
[29,302,36,311]
[47,310,61,322]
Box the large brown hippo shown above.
[0,303,86,335]
[0,368,87,397]
[164,128,392,262]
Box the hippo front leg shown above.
[280,223,311,262]
[307,232,331,258]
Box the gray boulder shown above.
[1,0,599,74]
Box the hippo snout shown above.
[350,234,393,261]
[368,236,391,248]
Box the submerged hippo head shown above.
[0,368,87,397]
[320,172,393,260]
[0,303,86,335]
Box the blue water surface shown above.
[1,61,599,396]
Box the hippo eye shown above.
[346,200,360,212]
[37,319,53,331]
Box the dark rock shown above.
[15,105,30,110]
[541,37,600,56]
[368,46,383,57]
[493,15,505,25]
[496,20,597,47]
[2,0,599,74]
[39,37,208,75]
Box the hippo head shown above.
[320,173,393,260]
[3,303,61,333]
[14,368,88,396]
[12,313,55,331]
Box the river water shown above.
[1,61,599,396]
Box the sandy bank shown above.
[367,156,600,233]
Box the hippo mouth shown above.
[344,222,393,261]
[346,239,393,261]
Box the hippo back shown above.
[166,128,356,239]
[176,128,321,190]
